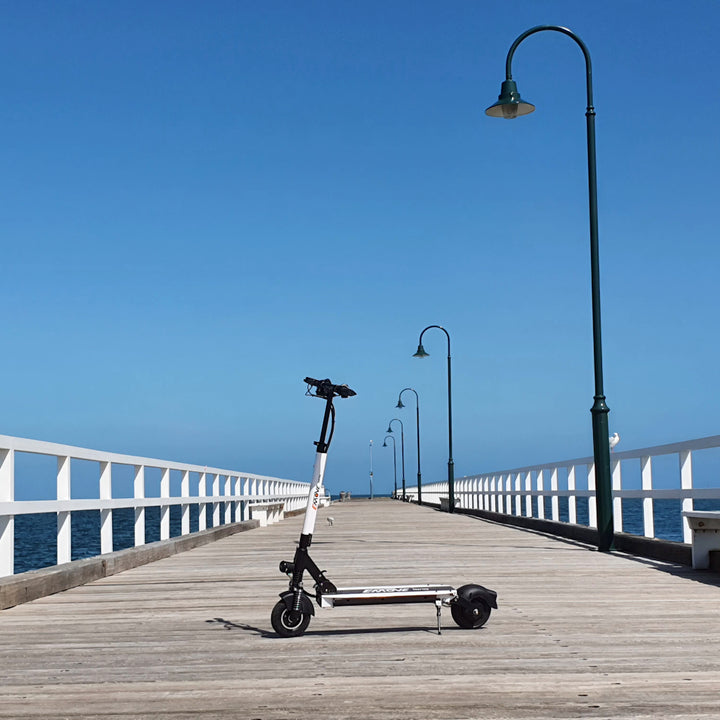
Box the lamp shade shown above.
[396,398,405,409]
[486,79,535,119]
[413,344,430,358]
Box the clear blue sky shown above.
[3,0,720,498]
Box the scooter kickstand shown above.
[435,600,442,635]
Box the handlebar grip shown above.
[303,377,357,398]
[335,384,356,398]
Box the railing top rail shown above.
[456,434,720,480]
[0,433,295,483]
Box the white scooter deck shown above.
[319,584,457,634]
[319,584,455,608]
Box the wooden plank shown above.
[1,499,720,719]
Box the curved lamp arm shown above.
[414,325,451,358]
[387,418,404,434]
[397,387,419,409]
[504,25,593,108]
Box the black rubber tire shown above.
[271,601,311,637]
[451,598,491,629]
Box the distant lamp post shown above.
[397,388,422,504]
[382,435,398,497]
[386,418,406,501]
[369,440,374,500]
[486,25,614,551]
[413,325,454,513]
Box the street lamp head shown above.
[386,425,393,434]
[485,79,535,119]
[396,397,405,409]
[413,344,430,358]
[382,439,388,447]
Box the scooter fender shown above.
[279,590,315,616]
[455,583,498,610]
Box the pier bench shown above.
[682,511,720,569]
[248,501,285,527]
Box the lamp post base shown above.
[591,395,614,552]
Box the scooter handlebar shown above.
[304,377,357,399]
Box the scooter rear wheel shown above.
[451,598,491,629]
[271,601,311,637]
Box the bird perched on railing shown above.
[609,433,620,452]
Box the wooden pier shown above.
[1,499,720,719]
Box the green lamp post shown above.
[486,25,614,551]
[397,388,422,505]
[382,435,398,497]
[414,325,455,513]
[386,418,406,501]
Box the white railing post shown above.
[612,458,623,533]
[536,469,544,520]
[490,476,497,512]
[505,474,512,514]
[550,467,559,522]
[181,470,190,535]
[588,463,597,529]
[680,450,693,544]
[160,467,170,540]
[232,477,242,522]
[99,461,113,554]
[198,472,207,531]
[242,476,250,520]
[567,465,577,524]
[524,471,532,517]
[212,474,221,527]
[514,473,521,516]
[223,475,231,524]
[641,456,654,538]
[57,456,72,564]
[134,465,145,546]
[0,448,15,577]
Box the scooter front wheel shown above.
[271,601,311,637]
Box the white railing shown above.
[0,434,310,577]
[410,435,720,543]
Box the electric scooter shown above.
[270,376,498,637]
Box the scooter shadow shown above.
[294,626,459,637]
[207,617,460,638]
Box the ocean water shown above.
[11,497,720,575]
[13,504,240,575]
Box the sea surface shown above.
[11,497,720,575]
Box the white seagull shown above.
[609,433,620,452]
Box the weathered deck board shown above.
[1,499,720,719]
